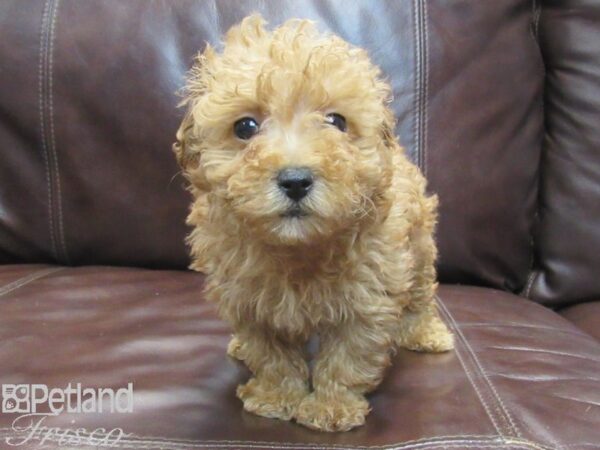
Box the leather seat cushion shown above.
[560,301,600,341]
[0,265,598,449]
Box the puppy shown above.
[174,14,453,432]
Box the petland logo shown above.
[2,383,134,415]
[1,384,134,447]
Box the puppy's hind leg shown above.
[396,299,454,353]
[227,334,244,361]
[397,218,453,353]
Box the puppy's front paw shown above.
[237,377,308,421]
[295,391,370,432]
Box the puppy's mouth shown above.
[281,205,308,218]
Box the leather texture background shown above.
[0,0,544,292]
[526,0,600,306]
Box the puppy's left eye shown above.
[233,117,260,140]
[325,113,347,132]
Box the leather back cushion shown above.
[0,0,543,290]
[526,0,600,305]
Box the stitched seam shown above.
[38,0,58,261]
[106,444,537,450]
[0,431,556,450]
[422,0,429,178]
[412,0,419,166]
[48,0,69,264]
[522,270,538,298]
[0,430,498,440]
[0,267,65,298]
[74,435,508,449]
[0,428,558,448]
[436,296,522,439]
[105,439,502,449]
[434,297,505,436]
[504,438,559,450]
[0,443,531,450]
[412,0,422,168]
[117,437,555,450]
[460,322,589,339]
[437,297,520,436]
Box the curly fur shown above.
[174,14,453,432]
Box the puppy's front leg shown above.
[295,315,395,432]
[233,327,309,421]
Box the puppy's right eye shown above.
[233,117,260,140]
[325,113,347,132]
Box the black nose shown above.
[277,167,314,202]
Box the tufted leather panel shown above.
[526,0,600,305]
[0,266,598,449]
[0,0,543,290]
[419,1,543,291]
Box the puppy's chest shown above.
[210,237,409,336]
[260,277,351,334]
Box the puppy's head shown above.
[175,15,396,245]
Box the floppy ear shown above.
[380,106,398,150]
[172,110,198,171]
[173,42,217,172]
[367,106,397,222]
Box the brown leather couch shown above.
[1,1,599,449]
